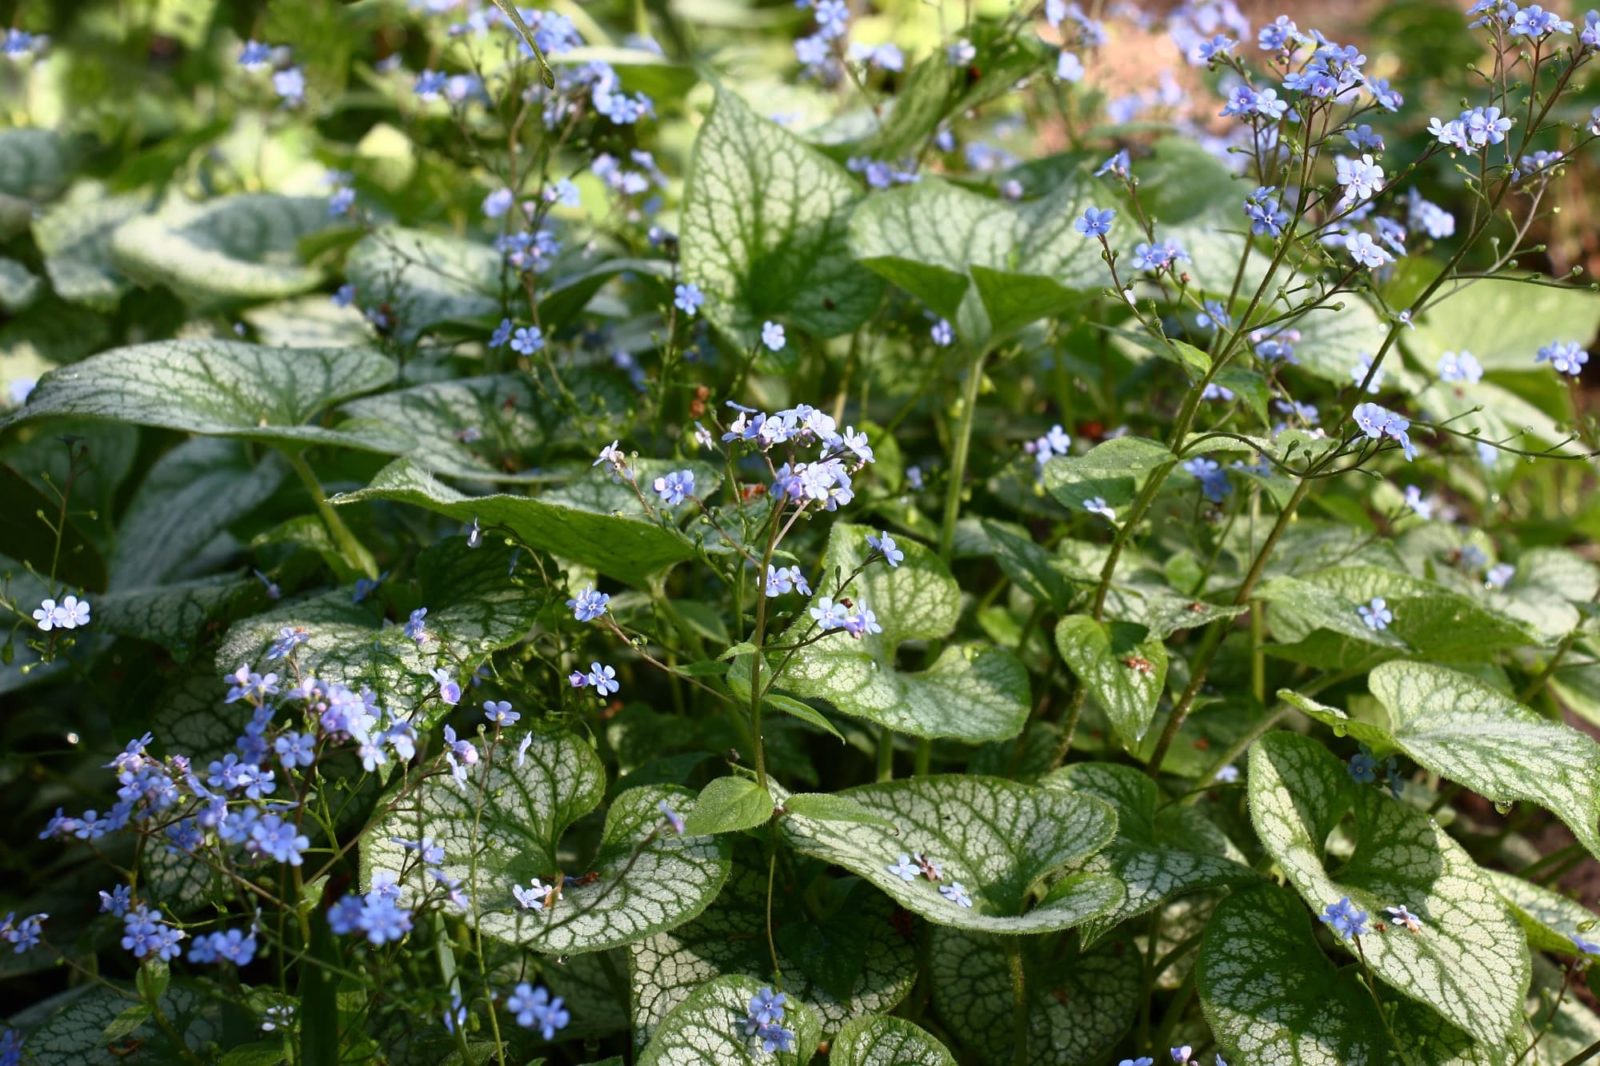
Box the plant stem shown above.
[284,450,378,580]
[937,347,988,563]
[1006,938,1029,1066]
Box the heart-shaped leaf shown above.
[23,982,223,1066]
[1054,615,1168,747]
[1199,882,1496,1066]
[830,1015,956,1066]
[629,846,915,1046]
[681,776,773,836]
[33,184,147,311]
[0,129,74,236]
[680,89,883,346]
[848,175,1104,344]
[1248,731,1530,1049]
[333,457,717,586]
[637,975,821,1066]
[1486,870,1600,956]
[1042,762,1255,944]
[1,340,399,451]
[779,775,1121,934]
[776,523,1030,743]
[1042,436,1173,513]
[109,194,336,305]
[216,540,544,718]
[929,928,1140,1066]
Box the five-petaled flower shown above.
[1320,896,1369,941]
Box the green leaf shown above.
[368,730,730,954]
[96,579,255,658]
[0,129,74,236]
[776,523,1030,742]
[637,975,821,1066]
[779,775,1122,934]
[0,257,41,313]
[1042,762,1255,944]
[929,929,1140,1066]
[680,89,884,345]
[1248,731,1530,1048]
[32,184,147,311]
[780,793,896,829]
[629,848,915,1045]
[109,438,286,589]
[1487,870,1600,955]
[343,228,501,343]
[1411,278,1600,372]
[848,176,1103,344]
[830,1015,956,1066]
[333,457,713,585]
[972,519,1077,612]
[109,195,335,305]
[1054,616,1167,747]
[1041,436,1172,513]
[1365,661,1600,860]
[216,540,543,719]
[24,983,222,1066]
[1199,882,1494,1066]
[1,340,399,451]
[681,776,774,835]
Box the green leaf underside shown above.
[1248,731,1530,1049]
[930,928,1140,1066]
[1,340,401,450]
[779,775,1122,934]
[628,850,915,1045]
[1042,763,1256,944]
[1487,869,1600,956]
[681,89,883,345]
[830,1015,957,1066]
[1199,883,1499,1066]
[1054,615,1168,747]
[215,540,542,716]
[368,728,730,955]
[637,975,821,1066]
[1367,661,1600,860]
[109,194,333,305]
[333,457,712,585]
[848,175,1103,343]
[778,524,1030,742]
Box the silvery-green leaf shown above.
[1042,436,1173,513]
[23,982,222,1066]
[1198,882,1497,1066]
[1249,731,1530,1048]
[929,928,1140,1065]
[680,89,883,345]
[629,847,915,1045]
[96,579,254,658]
[777,523,1030,742]
[1416,375,1579,456]
[32,184,147,310]
[110,195,334,305]
[216,540,542,717]
[242,295,371,349]
[637,974,821,1066]
[333,457,712,585]
[1410,279,1600,372]
[336,373,625,483]
[0,258,41,313]
[1487,870,1600,955]
[1042,762,1255,944]
[343,228,500,343]
[1488,548,1597,642]
[110,439,286,589]
[1100,582,1247,641]
[1275,291,1390,385]
[369,731,730,955]
[848,175,1103,344]
[830,1015,956,1066]
[779,775,1121,934]
[0,340,398,451]
[1363,661,1600,859]
[0,129,74,236]
[1304,566,1539,658]
[1054,615,1167,747]
[1256,574,1409,650]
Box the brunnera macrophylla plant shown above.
[6,0,1600,1063]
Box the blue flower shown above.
[1171,1049,1193,1066]
[1511,4,1573,36]
[121,904,185,960]
[1348,751,1378,783]
[1437,350,1482,384]
[1486,563,1515,589]
[652,469,695,506]
[567,586,610,622]
[266,625,309,661]
[482,188,515,218]
[483,700,520,727]
[274,731,316,770]
[1383,904,1423,932]
[867,531,904,567]
[98,885,132,917]
[1357,596,1393,631]
[1334,154,1384,206]
[1182,458,1231,503]
[674,283,704,315]
[1075,206,1116,238]
[1320,896,1369,941]
[188,928,257,966]
[332,283,356,308]
[887,854,920,880]
[1095,149,1131,178]
[512,879,551,911]
[510,325,544,355]
[930,317,954,346]
[0,912,45,954]
[1345,232,1394,268]
[273,67,306,105]
[238,39,274,68]
[0,1027,22,1066]
[761,320,786,351]
[1572,934,1600,956]
[1119,1060,1155,1066]
[505,984,570,1039]
[658,800,685,834]
[585,662,619,698]
[1537,340,1588,377]
[1352,402,1416,460]
[414,69,448,99]
[939,882,974,908]
[404,607,429,643]
[1083,497,1116,521]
